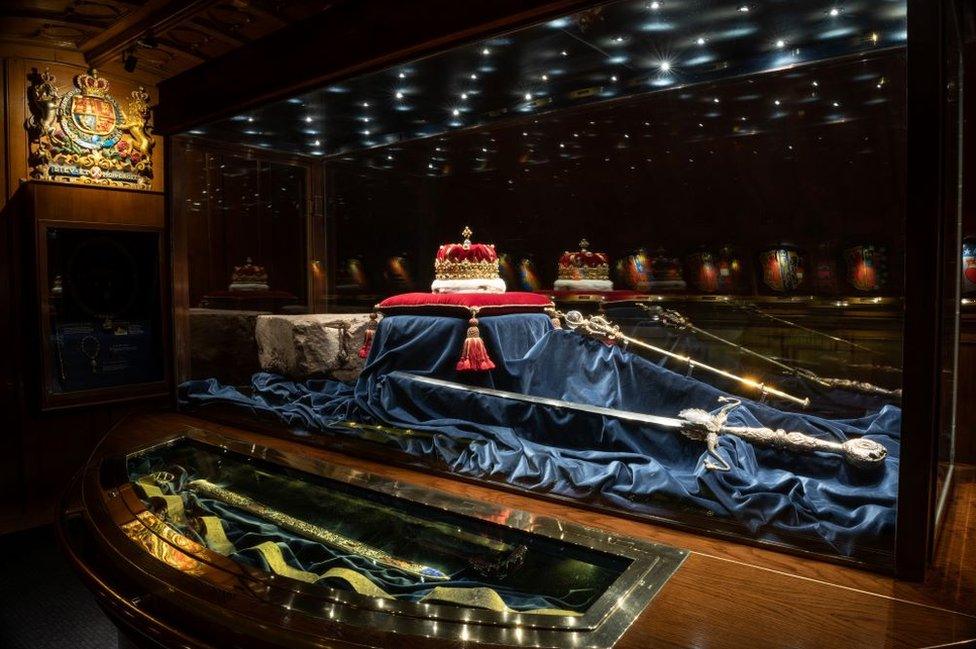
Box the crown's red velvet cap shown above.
[436,241,498,263]
[559,250,609,267]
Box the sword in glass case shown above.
[735,302,887,357]
[555,309,811,408]
[636,304,902,400]
[391,372,887,471]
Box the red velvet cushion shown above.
[376,292,553,317]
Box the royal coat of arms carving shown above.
[26,68,155,188]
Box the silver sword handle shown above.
[678,398,887,471]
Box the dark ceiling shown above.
[187,0,908,158]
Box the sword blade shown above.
[388,371,684,429]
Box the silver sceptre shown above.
[390,372,888,471]
[736,302,887,358]
[637,304,902,401]
[559,310,811,409]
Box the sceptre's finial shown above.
[579,238,589,251]
[462,226,472,240]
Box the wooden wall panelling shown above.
[0,57,168,531]
[168,139,192,387]
[308,164,326,312]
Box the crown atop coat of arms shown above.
[75,70,110,96]
[25,67,155,189]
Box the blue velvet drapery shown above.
[182,313,900,558]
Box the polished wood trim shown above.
[64,412,976,648]
[898,0,952,580]
[82,0,215,69]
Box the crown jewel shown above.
[556,238,612,285]
[431,226,505,292]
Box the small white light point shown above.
[561,50,568,56]
[650,1,660,9]
[696,37,706,45]
[738,5,749,12]
[829,7,839,16]
[776,39,786,48]
[305,116,312,123]
[524,92,532,101]
[452,108,460,116]
[398,72,406,79]
[395,91,404,99]
[660,61,671,72]
[470,73,478,80]
[482,47,491,55]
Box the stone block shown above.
[189,308,267,386]
[256,313,373,381]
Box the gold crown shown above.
[75,69,110,96]
[38,67,56,85]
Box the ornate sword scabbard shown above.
[678,397,887,471]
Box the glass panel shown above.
[127,438,629,615]
[46,227,164,393]
[935,0,964,529]
[173,0,918,569]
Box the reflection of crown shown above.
[76,70,110,96]
[434,226,500,281]
[231,257,268,283]
[558,238,610,280]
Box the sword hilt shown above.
[678,397,887,471]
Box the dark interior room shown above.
[0,1,974,647]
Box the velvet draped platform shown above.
[181,312,900,559]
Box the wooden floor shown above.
[76,414,976,648]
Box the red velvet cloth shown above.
[376,292,552,316]
[436,242,498,263]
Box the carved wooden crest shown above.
[26,68,155,188]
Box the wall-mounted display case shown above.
[11,182,169,411]
[163,0,966,578]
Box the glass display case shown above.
[12,182,168,410]
[61,422,684,648]
[166,0,965,576]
